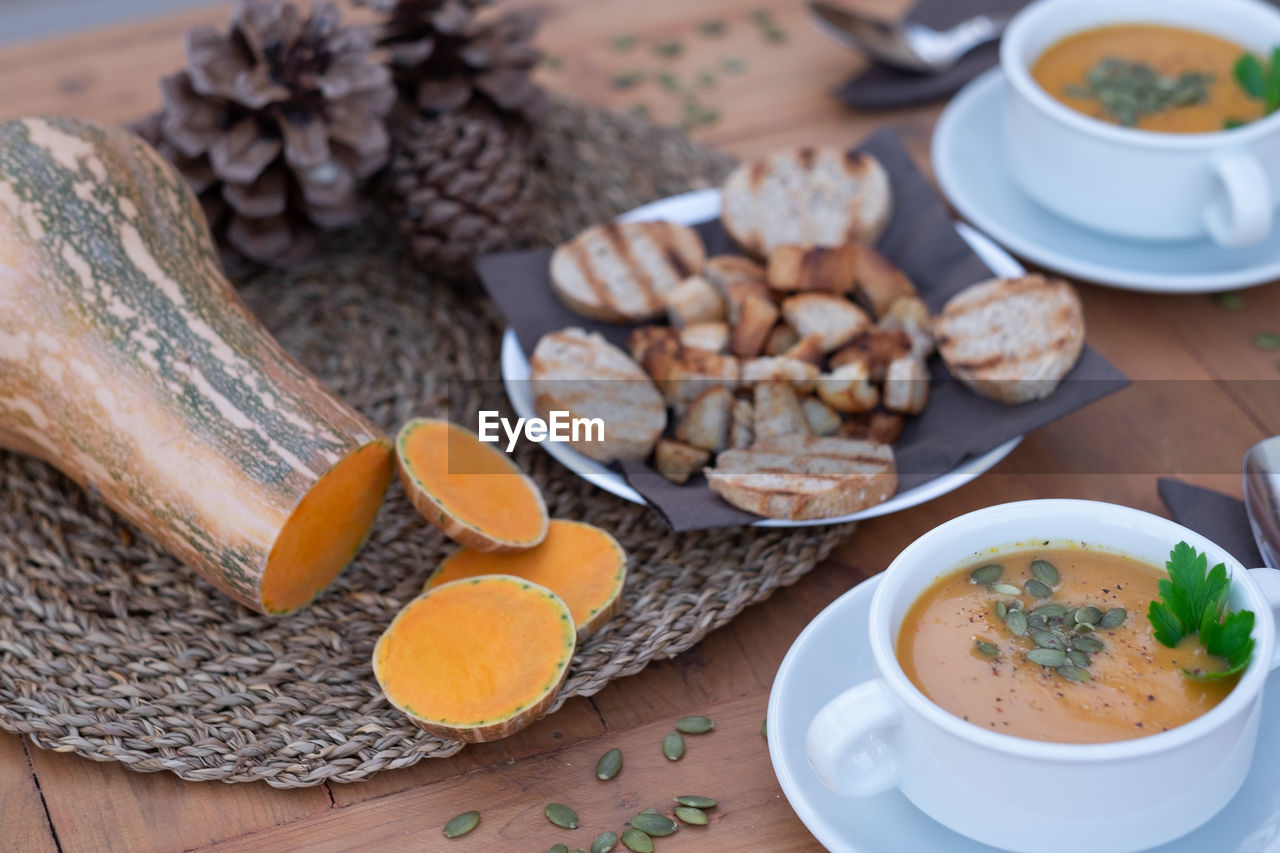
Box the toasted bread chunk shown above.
[724,279,776,324]
[679,321,730,353]
[783,334,825,366]
[653,346,740,413]
[882,356,929,415]
[704,255,768,296]
[781,293,871,352]
[654,439,711,485]
[741,356,820,392]
[935,275,1084,404]
[730,398,754,449]
[550,221,706,321]
[878,295,934,359]
[664,275,726,327]
[705,433,897,520]
[721,148,893,258]
[764,323,800,356]
[838,410,905,444]
[852,244,917,317]
[730,294,780,358]
[767,244,859,294]
[817,362,879,413]
[630,325,679,364]
[801,397,843,435]
[676,386,735,452]
[531,328,666,462]
[753,380,809,440]
[829,329,913,380]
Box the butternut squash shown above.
[426,520,627,638]
[0,116,394,614]
[373,576,576,741]
[396,418,548,552]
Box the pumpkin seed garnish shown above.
[1072,636,1106,653]
[1005,609,1029,636]
[1025,579,1054,599]
[1030,559,1060,585]
[1075,605,1103,625]
[596,747,623,780]
[995,601,1008,620]
[1057,663,1093,682]
[592,831,619,853]
[1074,622,1095,634]
[1027,648,1069,667]
[1067,649,1091,667]
[662,730,685,760]
[675,806,708,825]
[675,715,715,734]
[1100,608,1127,630]
[990,583,1022,596]
[976,640,998,656]
[443,810,480,838]
[970,564,1003,585]
[675,795,718,808]
[1009,600,1024,611]
[620,828,654,853]
[631,813,679,837]
[550,845,569,853]
[640,807,659,815]
[545,803,580,829]
[1033,604,1069,619]
[1032,630,1068,651]
[1027,614,1048,631]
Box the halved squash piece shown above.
[426,520,627,638]
[373,575,576,741]
[396,418,548,552]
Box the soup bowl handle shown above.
[1248,567,1280,670]
[804,678,901,797]
[1203,150,1273,249]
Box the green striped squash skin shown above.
[0,116,388,612]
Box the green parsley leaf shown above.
[1148,599,1185,648]
[1267,47,1280,113]
[1149,542,1255,681]
[1223,117,1248,130]
[1235,53,1267,98]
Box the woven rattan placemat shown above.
[0,100,854,787]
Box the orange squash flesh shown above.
[396,418,548,552]
[426,520,627,638]
[261,439,395,614]
[374,576,575,742]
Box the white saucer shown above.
[767,574,1280,852]
[933,68,1280,293]
[500,187,1022,529]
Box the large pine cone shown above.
[389,110,535,275]
[358,0,547,121]
[143,0,396,266]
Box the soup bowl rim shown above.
[869,498,1276,761]
[1001,0,1280,148]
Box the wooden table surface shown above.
[2,1,1278,851]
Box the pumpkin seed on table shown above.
[1027,648,1069,667]
[1100,608,1127,629]
[592,831,619,853]
[639,807,659,815]
[675,805,709,825]
[631,812,679,837]
[1030,559,1060,585]
[975,640,998,656]
[675,715,715,734]
[443,810,480,838]
[970,564,1003,584]
[1025,579,1054,599]
[663,730,685,760]
[621,828,654,853]
[675,795,718,808]
[1075,605,1103,625]
[990,583,1022,596]
[596,747,623,780]
[1004,609,1029,636]
[545,803,579,829]
[1073,636,1106,653]
[549,845,569,853]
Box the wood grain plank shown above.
[0,734,59,853]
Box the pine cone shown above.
[143,0,396,266]
[389,110,535,275]
[359,0,547,121]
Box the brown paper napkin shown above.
[475,129,1128,531]
[1158,479,1265,568]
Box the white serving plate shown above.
[500,188,1022,528]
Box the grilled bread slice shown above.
[530,328,666,463]
[550,221,706,322]
[705,434,897,520]
[935,275,1084,405]
[781,293,871,352]
[721,147,892,258]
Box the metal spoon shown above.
[808,1,1010,74]
[1244,435,1280,569]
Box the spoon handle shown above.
[935,13,1011,57]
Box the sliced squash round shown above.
[426,520,627,638]
[373,575,576,742]
[396,418,548,552]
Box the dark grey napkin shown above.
[1158,479,1265,569]
[475,129,1129,531]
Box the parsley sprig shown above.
[1148,542,1255,681]
[1226,47,1280,128]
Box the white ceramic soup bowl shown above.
[805,499,1280,853]
[1000,0,1280,247]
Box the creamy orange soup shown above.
[1032,24,1263,133]
[897,549,1235,743]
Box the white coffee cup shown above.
[804,499,1280,853]
[1000,0,1280,248]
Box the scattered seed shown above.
[675,715,715,734]
[1057,663,1092,682]
[663,731,685,760]
[1254,332,1280,351]
[611,71,644,91]
[545,803,579,829]
[443,810,480,838]
[976,640,998,657]
[653,40,684,59]
[970,564,1003,584]
[631,813,679,837]
[1005,609,1029,636]
[764,26,787,43]
[1027,648,1069,667]
[675,806,708,825]
[1214,292,1245,311]
[675,795,718,808]
[1030,559,1060,585]
[621,828,654,853]
[657,71,681,92]
[1075,605,1103,625]
[628,104,651,120]
[721,57,747,73]
[1025,579,1053,599]
[1067,649,1091,667]
[640,808,659,815]
[1033,604,1068,619]
[698,19,727,37]
[995,600,1008,619]
[1032,630,1069,651]
[1072,636,1105,653]
[542,54,564,71]
[697,70,717,88]
[592,831,619,853]
[1100,608,1127,630]
[612,34,637,51]
[596,747,623,781]
[549,845,568,853]
[990,583,1022,596]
